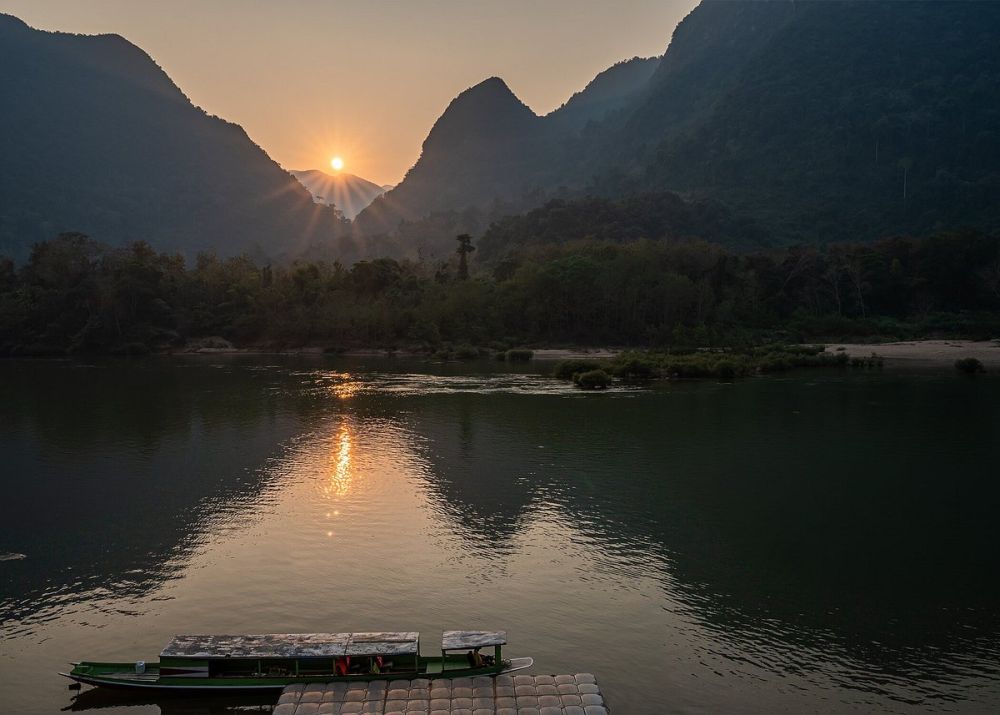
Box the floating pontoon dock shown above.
[273,673,609,714]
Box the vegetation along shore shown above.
[1,230,998,364]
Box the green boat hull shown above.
[61,656,534,691]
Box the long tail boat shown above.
[60,630,532,691]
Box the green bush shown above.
[574,369,612,390]
[610,353,658,380]
[553,359,603,380]
[955,357,986,374]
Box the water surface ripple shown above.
[1,357,998,713]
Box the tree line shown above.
[1,230,998,356]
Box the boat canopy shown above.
[345,632,420,656]
[161,633,419,659]
[441,630,507,650]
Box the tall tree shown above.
[455,234,475,280]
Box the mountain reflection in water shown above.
[1,357,999,714]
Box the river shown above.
[1,357,999,713]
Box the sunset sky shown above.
[0,0,697,186]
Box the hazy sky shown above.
[0,0,697,185]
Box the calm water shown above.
[1,357,999,714]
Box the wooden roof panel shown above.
[161,632,419,659]
[345,631,420,656]
[441,630,507,650]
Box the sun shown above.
[330,156,344,171]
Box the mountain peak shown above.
[443,76,534,119]
[0,13,29,32]
[464,75,516,98]
[423,76,538,152]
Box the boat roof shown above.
[161,632,419,659]
[441,630,507,650]
[345,632,420,656]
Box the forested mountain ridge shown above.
[624,0,1000,242]
[618,0,800,148]
[354,57,667,238]
[0,14,349,260]
[358,0,1000,250]
[4,2,997,263]
[547,56,661,132]
[354,77,560,236]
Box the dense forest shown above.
[1,230,998,357]
[476,193,768,260]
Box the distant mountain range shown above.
[290,170,388,220]
[354,59,661,236]
[359,0,1000,246]
[0,13,349,260]
[2,1,999,262]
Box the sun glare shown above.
[330,156,344,171]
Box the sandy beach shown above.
[825,340,1000,367]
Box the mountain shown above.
[0,14,348,260]
[355,77,559,235]
[626,0,1000,241]
[290,169,386,219]
[354,60,661,237]
[619,1,800,149]
[357,0,1000,248]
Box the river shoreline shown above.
[173,343,624,361]
[11,338,999,367]
[179,340,1000,366]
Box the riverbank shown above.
[826,340,1000,367]
[179,340,1000,369]
[16,336,998,368]
[175,339,622,361]
[172,339,1000,367]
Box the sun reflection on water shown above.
[324,424,354,498]
[329,372,362,400]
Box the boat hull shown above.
[60,657,534,692]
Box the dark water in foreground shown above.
[1,357,999,714]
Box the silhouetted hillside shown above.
[548,56,660,131]
[358,0,1000,251]
[0,14,349,260]
[355,60,666,237]
[621,1,799,148]
[626,0,1000,241]
[355,77,560,235]
[291,169,386,219]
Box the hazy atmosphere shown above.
[3,1,1000,713]
[0,0,696,184]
